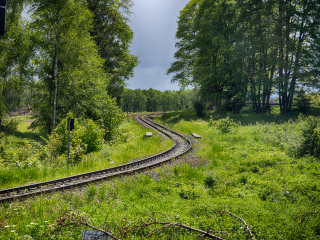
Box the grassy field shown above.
[0,115,173,189]
[0,109,319,239]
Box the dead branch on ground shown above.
[292,207,320,240]
[219,210,255,240]
[45,210,257,239]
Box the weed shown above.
[87,184,97,200]
[210,117,240,133]
[204,176,216,188]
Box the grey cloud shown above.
[127,66,180,91]
[126,0,189,90]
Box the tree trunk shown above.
[53,42,58,131]
[52,16,60,132]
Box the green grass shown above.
[0,116,173,189]
[5,115,45,142]
[0,110,319,239]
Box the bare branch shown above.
[220,210,254,240]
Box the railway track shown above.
[0,114,192,202]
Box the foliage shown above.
[87,0,138,105]
[0,1,32,122]
[308,92,320,107]
[0,134,40,169]
[178,182,205,200]
[30,0,108,134]
[193,101,205,117]
[169,0,320,115]
[204,176,216,188]
[40,133,64,165]
[299,116,320,158]
[0,118,19,134]
[95,97,125,141]
[0,116,173,189]
[1,110,320,239]
[294,89,311,114]
[210,117,240,133]
[54,113,104,163]
[122,88,198,113]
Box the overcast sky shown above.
[126,0,189,91]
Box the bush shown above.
[0,138,40,169]
[204,176,216,188]
[210,117,240,133]
[96,97,125,141]
[299,116,320,158]
[177,183,205,200]
[193,101,205,118]
[41,133,63,164]
[295,89,311,114]
[54,113,104,163]
[0,118,19,134]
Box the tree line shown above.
[0,0,138,138]
[168,0,320,115]
[121,88,198,113]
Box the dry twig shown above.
[47,210,119,240]
[292,207,320,240]
[47,210,256,239]
[219,210,255,240]
[115,212,225,239]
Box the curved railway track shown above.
[0,114,192,202]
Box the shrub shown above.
[204,176,216,188]
[210,117,240,133]
[193,101,205,118]
[177,183,205,200]
[295,89,311,114]
[41,133,63,164]
[96,97,125,141]
[0,118,19,134]
[0,138,40,169]
[54,113,104,163]
[299,116,320,158]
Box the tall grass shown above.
[0,110,319,239]
[0,117,173,189]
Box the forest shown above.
[168,0,320,115]
[121,88,198,113]
[1,0,138,137]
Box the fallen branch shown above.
[292,207,320,240]
[47,210,255,239]
[219,210,254,240]
[47,210,120,240]
[115,212,225,239]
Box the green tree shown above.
[167,0,199,89]
[170,0,320,115]
[87,0,138,105]
[0,0,32,123]
[30,0,107,134]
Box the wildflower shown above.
[11,230,15,233]
[12,225,16,227]
[4,226,9,228]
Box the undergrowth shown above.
[0,115,173,189]
[0,110,320,239]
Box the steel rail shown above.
[0,114,192,202]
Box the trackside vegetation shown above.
[0,109,319,239]
[0,115,173,189]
